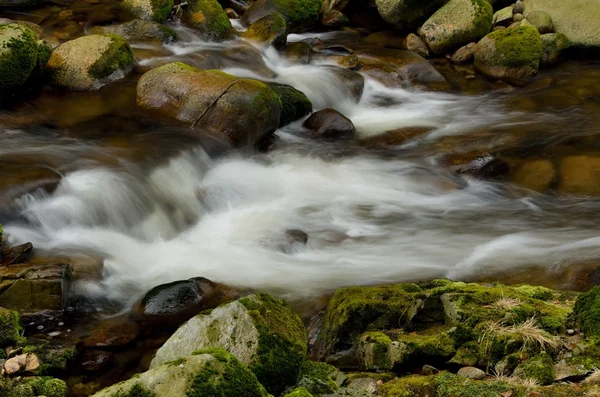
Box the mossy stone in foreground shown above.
[0,24,39,89]
[182,0,232,40]
[375,0,446,30]
[0,307,20,346]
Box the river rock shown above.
[446,151,509,179]
[375,0,445,30]
[121,0,173,23]
[0,18,43,37]
[540,33,570,66]
[514,0,524,14]
[493,6,514,28]
[0,24,49,90]
[450,42,477,63]
[512,13,524,23]
[473,25,543,85]
[321,9,349,27]
[457,366,486,380]
[403,33,429,58]
[559,155,600,196]
[0,307,20,346]
[268,83,312,127]
[132,277,244,324]
[46,34,134,91]
[510,159,555,192]
[90,19,177,44]
[136,62,281,148]
[303,109,355,140]
[242,12,287,49]
[182,0,232,40]
[150,293,307,395]
[5,353,39,374]
[419,0,493,55]
[325,65,365,100]
[242,0,321,33]
[526,10,554,34]
[92,349,268,397]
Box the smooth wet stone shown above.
[303,109,355,140]
[510,159,555,192]
[284,42,312,64]
[527,10,554,34]
[321,9,349,27]
[514,0,524,14]
[81,350,113,372]
[450,42,477,64]
[182,0,232,40]
[242,12,287,49]
[268,83,313,127]
[559,156,600,196]
[513,13,524,22]
[1,242,33,266]
[84,316,140,347]
[457,366,486,380]
[540,33,570,66]
[403,33,429,58]
[360,127,433,147]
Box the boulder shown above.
[0,24,47,90]
[92,349,268,397]
[450,42,477,64]
[523,0,600,49]
[540,33,570,66]
[403,33,429,58]
[90,19,177,44]
[0,307,20,346]
[493,6,514,28]
[0,18,43,37]
[267,83,313,127]
[150,293,307,395]
[321,9,349,27]
[419,0,493,55]
[242,12,287,49]
[572,286,600,338]
[375,0,446,30]
[121,0,173,23]
[473,25,542,85]
[182,0,232,40]
[296,361,346,395]
[302,109,355,140]
[46,34,134,91]
[136,62,282,148]
[242,0,322,33]
[526,10,554,34]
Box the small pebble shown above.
[37,325,44,330]
[513,13,524,22]
[422,364,439,375]
[458,366,486,380]
[567,329,576,336]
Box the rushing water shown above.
[2,13,600,309]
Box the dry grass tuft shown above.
[489,297,523,311]
[480,317,560,352]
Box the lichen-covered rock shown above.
[0,18,43,37]
[137,62,282,148]
[375,0,445,30]
[419,0,493,55]
[182,0,232,40]
[242,12,287,49]
[526,10,554,34]
[0,307,19,346]
[90,19,177,44]
[473,25,543,85]
[151,293,307,395]
[121,0,173,24]
[242,0,322,33]
[296,361,346,395]
[92,349,268,397]
[267,83,312,127]
[540,32,570,66]
[0,24,41,90]
[46,34,134,91]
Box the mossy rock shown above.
[150,293,307,395]
[375,0,446,30]
[572,286,600,338]
[182,0,232,40]
[0,307,20,346]
[93,349,268,397]
[284,387,313,397]
[473,25,543,85]
[0,377,68,397]
[242,12,287,49]
[419,0,493,55]
[137,62,281,148]
[242,0,322,33]
[514,352,555,385]
[296,361,346,395]
[21,339,77,376]
[0,24,39,89]
[267,82,312,127]
[540,33,570,66]
[121,0,173,24]
[46,34,134,91]
[90,19,177,44]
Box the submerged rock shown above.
[559,155,600,196]
[473,25,543,85]
[136,62,281,148]
[46,34,134,91]
[375,0,445,30]
[92,349,268,397]
[182,0,232,40]
[302,109,355,140]
[268,83,312,127]
[242,12,287,49]
[121,0,173,24]
[90,19,177,44]
[151,293,307,395]
[84,316,140,347]
[242,0,322,33]
[0,24,48,91]
[419,0,493,55]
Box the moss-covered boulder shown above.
[92,349,268,397]
[572,286,600,338]
[267,83,312,127]
[0,24,43,90]
[473,25,543,85]
[137,62,281,148]
[242,0,322,33]
[0,377,68,397]
[46,34,134,91]
[541,32,570,66]
[0,307,20,346]
[121,0,173,24]
[514,352,555,385]
[151,293,307,395]
[375,0,446,30]
[296,361,346,395]
[418,0,493,55]
[242,12,287,49]
[90,19,177,44]
[182,0,232,40]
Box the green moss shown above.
[114,383,156,397]
[166,357,186,366]
[346,372,396,382]
[283,387,313,397]
[360,331,392,370]
[239,293,307,396]
[514,285,555,301]
[267,83,312,127]
[449,342,479,366]
[0,24,38,89]
[187,348,268,397]
[32,40,52,78]
[184,0,231,40]
[242,12,286,47]
[150,0,173,24]
[471,0,493,40]
[435,372,523,397]
[263,0,321,33]
[487,25,543,70]
[0,307,20,347]
[515,352,554,385]
[87,35,134,80]
[21,340,76,376]
[122,0,173,24]
[40,378,68,397]
[379,374,437,397]
[297,361,341,395]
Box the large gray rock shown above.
[419,0,493,54]
[150,293,307,395]
[375,0,445,30]
[523,0,600,49]
[136,62,281,148]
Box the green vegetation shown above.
[88,35,134,80]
